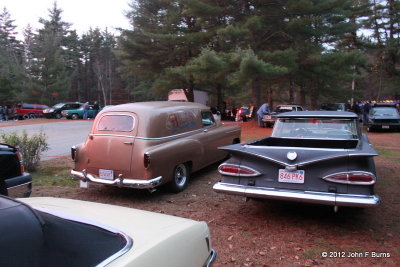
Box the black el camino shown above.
[214,111,380,211]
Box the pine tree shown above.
[30,2,72,103]
[0,7,26,103]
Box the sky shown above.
[1,0,133,38]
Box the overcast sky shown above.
[2,0,132,38]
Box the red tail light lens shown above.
[322,171,376,185]
[218,164,260,177]
[16,151,25,174]
[144,153,151,169]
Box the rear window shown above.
[97,115,134,132]
[272,118,359,139]
[370,107,398,116]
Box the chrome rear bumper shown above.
[71,170,162,189]
[213,182,380,207]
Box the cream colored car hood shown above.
[20,197,210,267]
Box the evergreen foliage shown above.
[0,0,398,108]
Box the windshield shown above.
[53,103,64,108]
[272,118,359,139]
[320,103,345,111]
[370,107,399,116]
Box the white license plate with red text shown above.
[99,169,114,180]
[278,169,305,184]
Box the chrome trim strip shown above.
[90,127,206,140]
[34,207,133,267]
[213,182,380,207]
[224,148,377,168]
[7,181,32,190]
[205,249,217,267]
[71,170,163,189]
[244,145,349,151]
[7,182,32,198]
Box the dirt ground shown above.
[6,118,400,266]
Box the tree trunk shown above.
[299,83,306,108]
[251,77,261,108]
[289,80,295,103]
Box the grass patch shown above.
[375,147,400,162]
[32,157,77,186]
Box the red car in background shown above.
[13,103,49,120]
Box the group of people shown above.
[0,106,14,121]
[82,101,100,120]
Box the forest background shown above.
[0,0,399,111]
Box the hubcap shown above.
[175,164,187,186]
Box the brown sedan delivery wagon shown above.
[71,101,241,192]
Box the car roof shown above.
[104,101,209,113]
[276,104,302,108]
[278,110,357,118]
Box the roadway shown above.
[0,120,93,160]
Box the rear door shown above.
[85,112,137,178]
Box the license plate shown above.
[382,125,390,129]
[263,115,271,120]
[99,169,114,180]
[278,169,305,184]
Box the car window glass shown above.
[97,115,134,132]
[202,111,215,126]
[370,107,397,116]
[272,118,358,139]
[23,104,34,109]
[54,104,64,108]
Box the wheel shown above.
[71,113,79,120]
[23,114,29,120]
[168,163,190,193]
[55,112,62,119]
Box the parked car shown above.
[71,101,241,192]
[366,103,400,132]
[262,104,304,127]
[320,102,350,112]
[61,104,97,119]
[214,111,380,211]
[43,102,83,119]
[235,106,253,122]
[0,143,32,198]
[1,196,216,267]
[13,103,49,120]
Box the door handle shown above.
[123,142,133,145]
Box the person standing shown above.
[0,106,4,121]
[82,102,89,120]
[256,103,270,127]
[93,101,99,118]
[363,101,371,125]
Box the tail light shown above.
[218,163,260,177]
[322,171,376,185]
[16,151,25,174]
[144,153,151,169]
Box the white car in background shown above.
[2,196,216,267]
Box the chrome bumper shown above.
[213,182,380,207]
[205,249,217,267]
[71,169,163,189]
[4,172,32,198]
